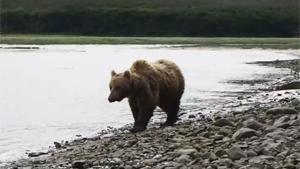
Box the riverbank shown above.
[3,57,300,168]
[0,36,299,49]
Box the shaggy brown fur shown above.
[108,59,185,133]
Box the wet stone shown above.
[176,148,197,155]
[274,115,290,126]
[175,154,191,163]
[214,118,235,127]
[245,149,257,157]
[72,160,86,169]
[209,152,218,161]
[290,119,300,126]
[266,107,298,116]
[228,146,246,160]
[213,134,224,141]
[28,152,48,157]
[215,148,227,157]
[218,128,233,136]
[188,114,196,119]
[243,119,265,130]
[262,142,287,156]
[232,127,259,140]
[143,159,157,166]
[276,81,300,90]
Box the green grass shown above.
[0,34,299,49]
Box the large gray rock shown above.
[274,115,290,124]
[275,81,300,90]
[249,155,275,169]
[273,115,290,128]
[265,130,287,140]
[243,119,265,130]
[262,141,287,156]
[232,127,259,140]
[218,128,233,136]
[214,118,235,127]
[290,119,300,126]
[266,107,298,116]
[228,146,246,160]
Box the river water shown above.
[0,45,298,164]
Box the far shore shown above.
[0,35,299,49]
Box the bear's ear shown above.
[111,70,117,77]
[124,70,131,79]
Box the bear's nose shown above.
[108,95,115,103]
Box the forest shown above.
[1,0,299,36]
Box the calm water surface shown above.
[0,45,298,163]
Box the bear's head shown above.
[108,70,132,102]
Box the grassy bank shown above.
[0,35,299,49]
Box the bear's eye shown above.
[115,86,120,91]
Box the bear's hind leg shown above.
[161,100,180,127]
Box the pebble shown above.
[245,149,257,157]
[175,154,191,163]
[54,141,62,149]
[176,148,197,155]
[72,160,86,169]
[28,152,48,157]
[215,148,227,157]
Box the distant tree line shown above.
[1,8,299,36]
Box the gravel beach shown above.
[4,58,300,169]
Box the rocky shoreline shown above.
[4,58,300,169]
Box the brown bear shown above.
[108,59,185,133]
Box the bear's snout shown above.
[108,95,114,102]
[108,93,121,102]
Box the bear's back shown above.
[130,60,156,76]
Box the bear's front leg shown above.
[128,98,139,126]
[130,99,156,133]
[130,110,154,133]
[129,86,158,133]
